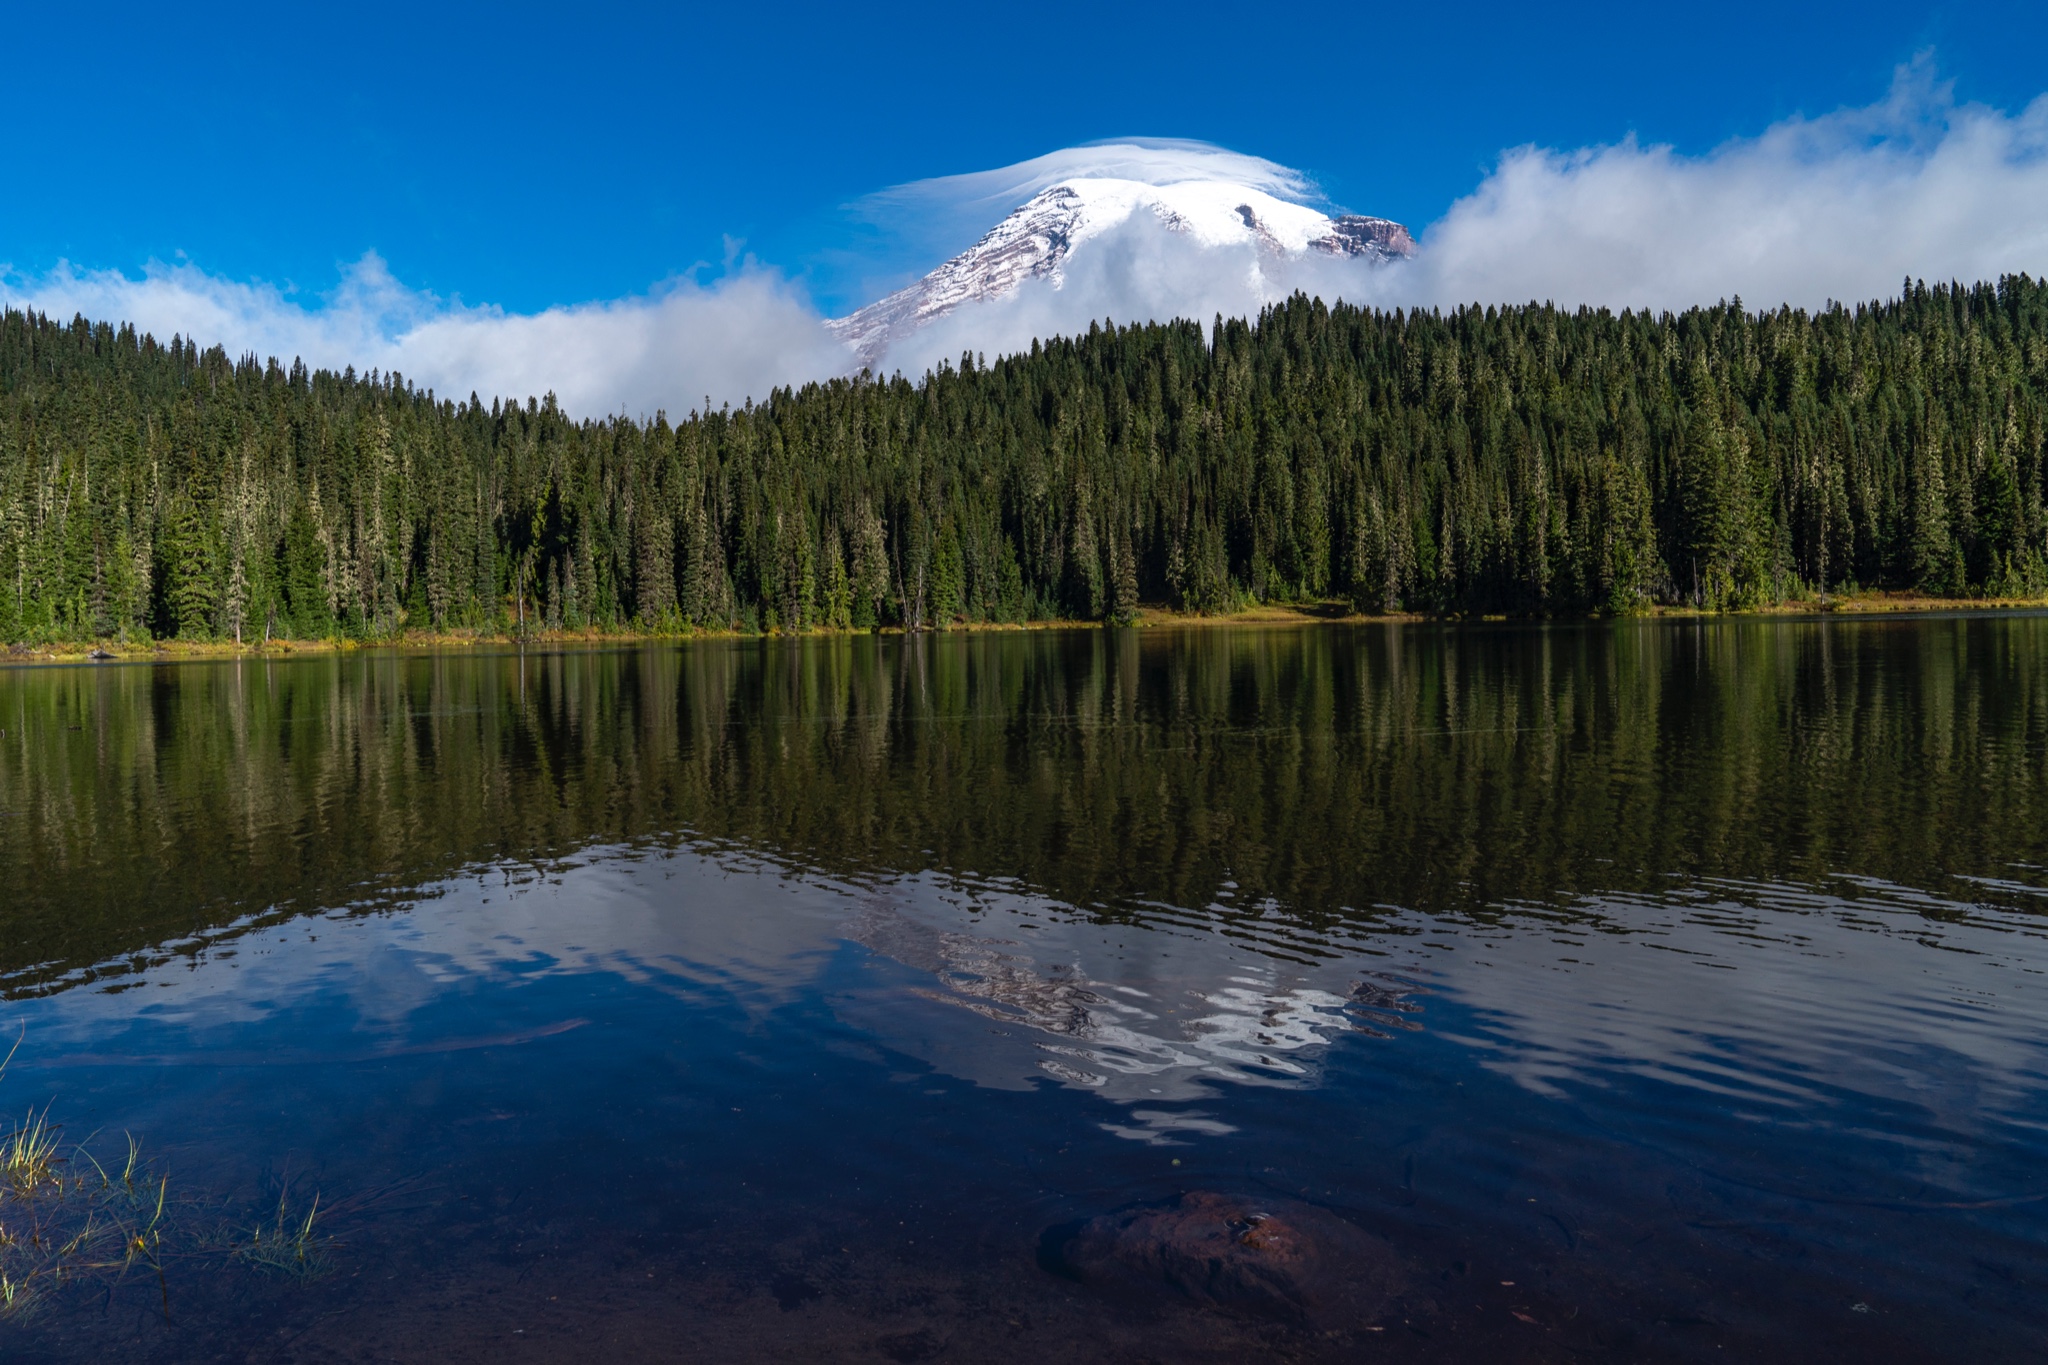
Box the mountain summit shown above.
[828,178,1414,368]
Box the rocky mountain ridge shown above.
[828,178,1413,368]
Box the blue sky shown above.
[6,1,2048,416]
[9,0,2044,315]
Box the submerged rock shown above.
[1053,1190,1403,1324]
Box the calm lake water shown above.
[1,618,2045,1362]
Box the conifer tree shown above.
[3,280,2047,644]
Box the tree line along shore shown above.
[2,276,2046,648]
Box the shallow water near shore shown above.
[1,618,2045,1361]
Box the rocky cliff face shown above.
[828,179,1413,369]
[1314,215,1416,259]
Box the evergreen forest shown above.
[3,275,2047,645]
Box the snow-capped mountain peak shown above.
[828,178,1413,368]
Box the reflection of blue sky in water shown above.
[4,849,1385,1131]
[9,841,2046,1182]
[6,622,2048,1358]
[2,832,2046,1361]
[1441,876,2048,1109]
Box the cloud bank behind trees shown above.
[5,65,2046,418]
[0,251,848,419]
[1402,64,2048,315]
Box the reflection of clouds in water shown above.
[17,824,2035,1177]
[1098,1109,1240,1147]
[11,846,1417,1126]
[849,867,2048,1163]
[1439,877,2048,1129]
[5,850,857,1049]
[850,904,1403,1119]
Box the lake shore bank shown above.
[5,590,2048,663]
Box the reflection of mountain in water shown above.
[853,902,1417,1108]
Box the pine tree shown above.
[930,522,964,626]
[281,501,333,638]
[1108,522,1140,625]
[1910,431,1956,593]
[4,280,2048,644]
[159,495,221,639]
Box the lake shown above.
[1,617,2044,1362]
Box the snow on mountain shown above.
[828,178,1414,369]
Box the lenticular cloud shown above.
[5,66,2048,419]
[841,136,1325,275]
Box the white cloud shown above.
[851,137,1321,235]
[1383,61,2048,313]
[872,69,2048,378]
[7,73,2048,415]
[0,252,853,420]
[814,137,1327,323]
[880,213,1370,378]
[386,265,851,418]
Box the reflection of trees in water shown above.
[2,616,2046,994]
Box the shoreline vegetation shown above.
[0,1035,331,1320]
[7,590,2046,664]
[6,278,2048,654]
